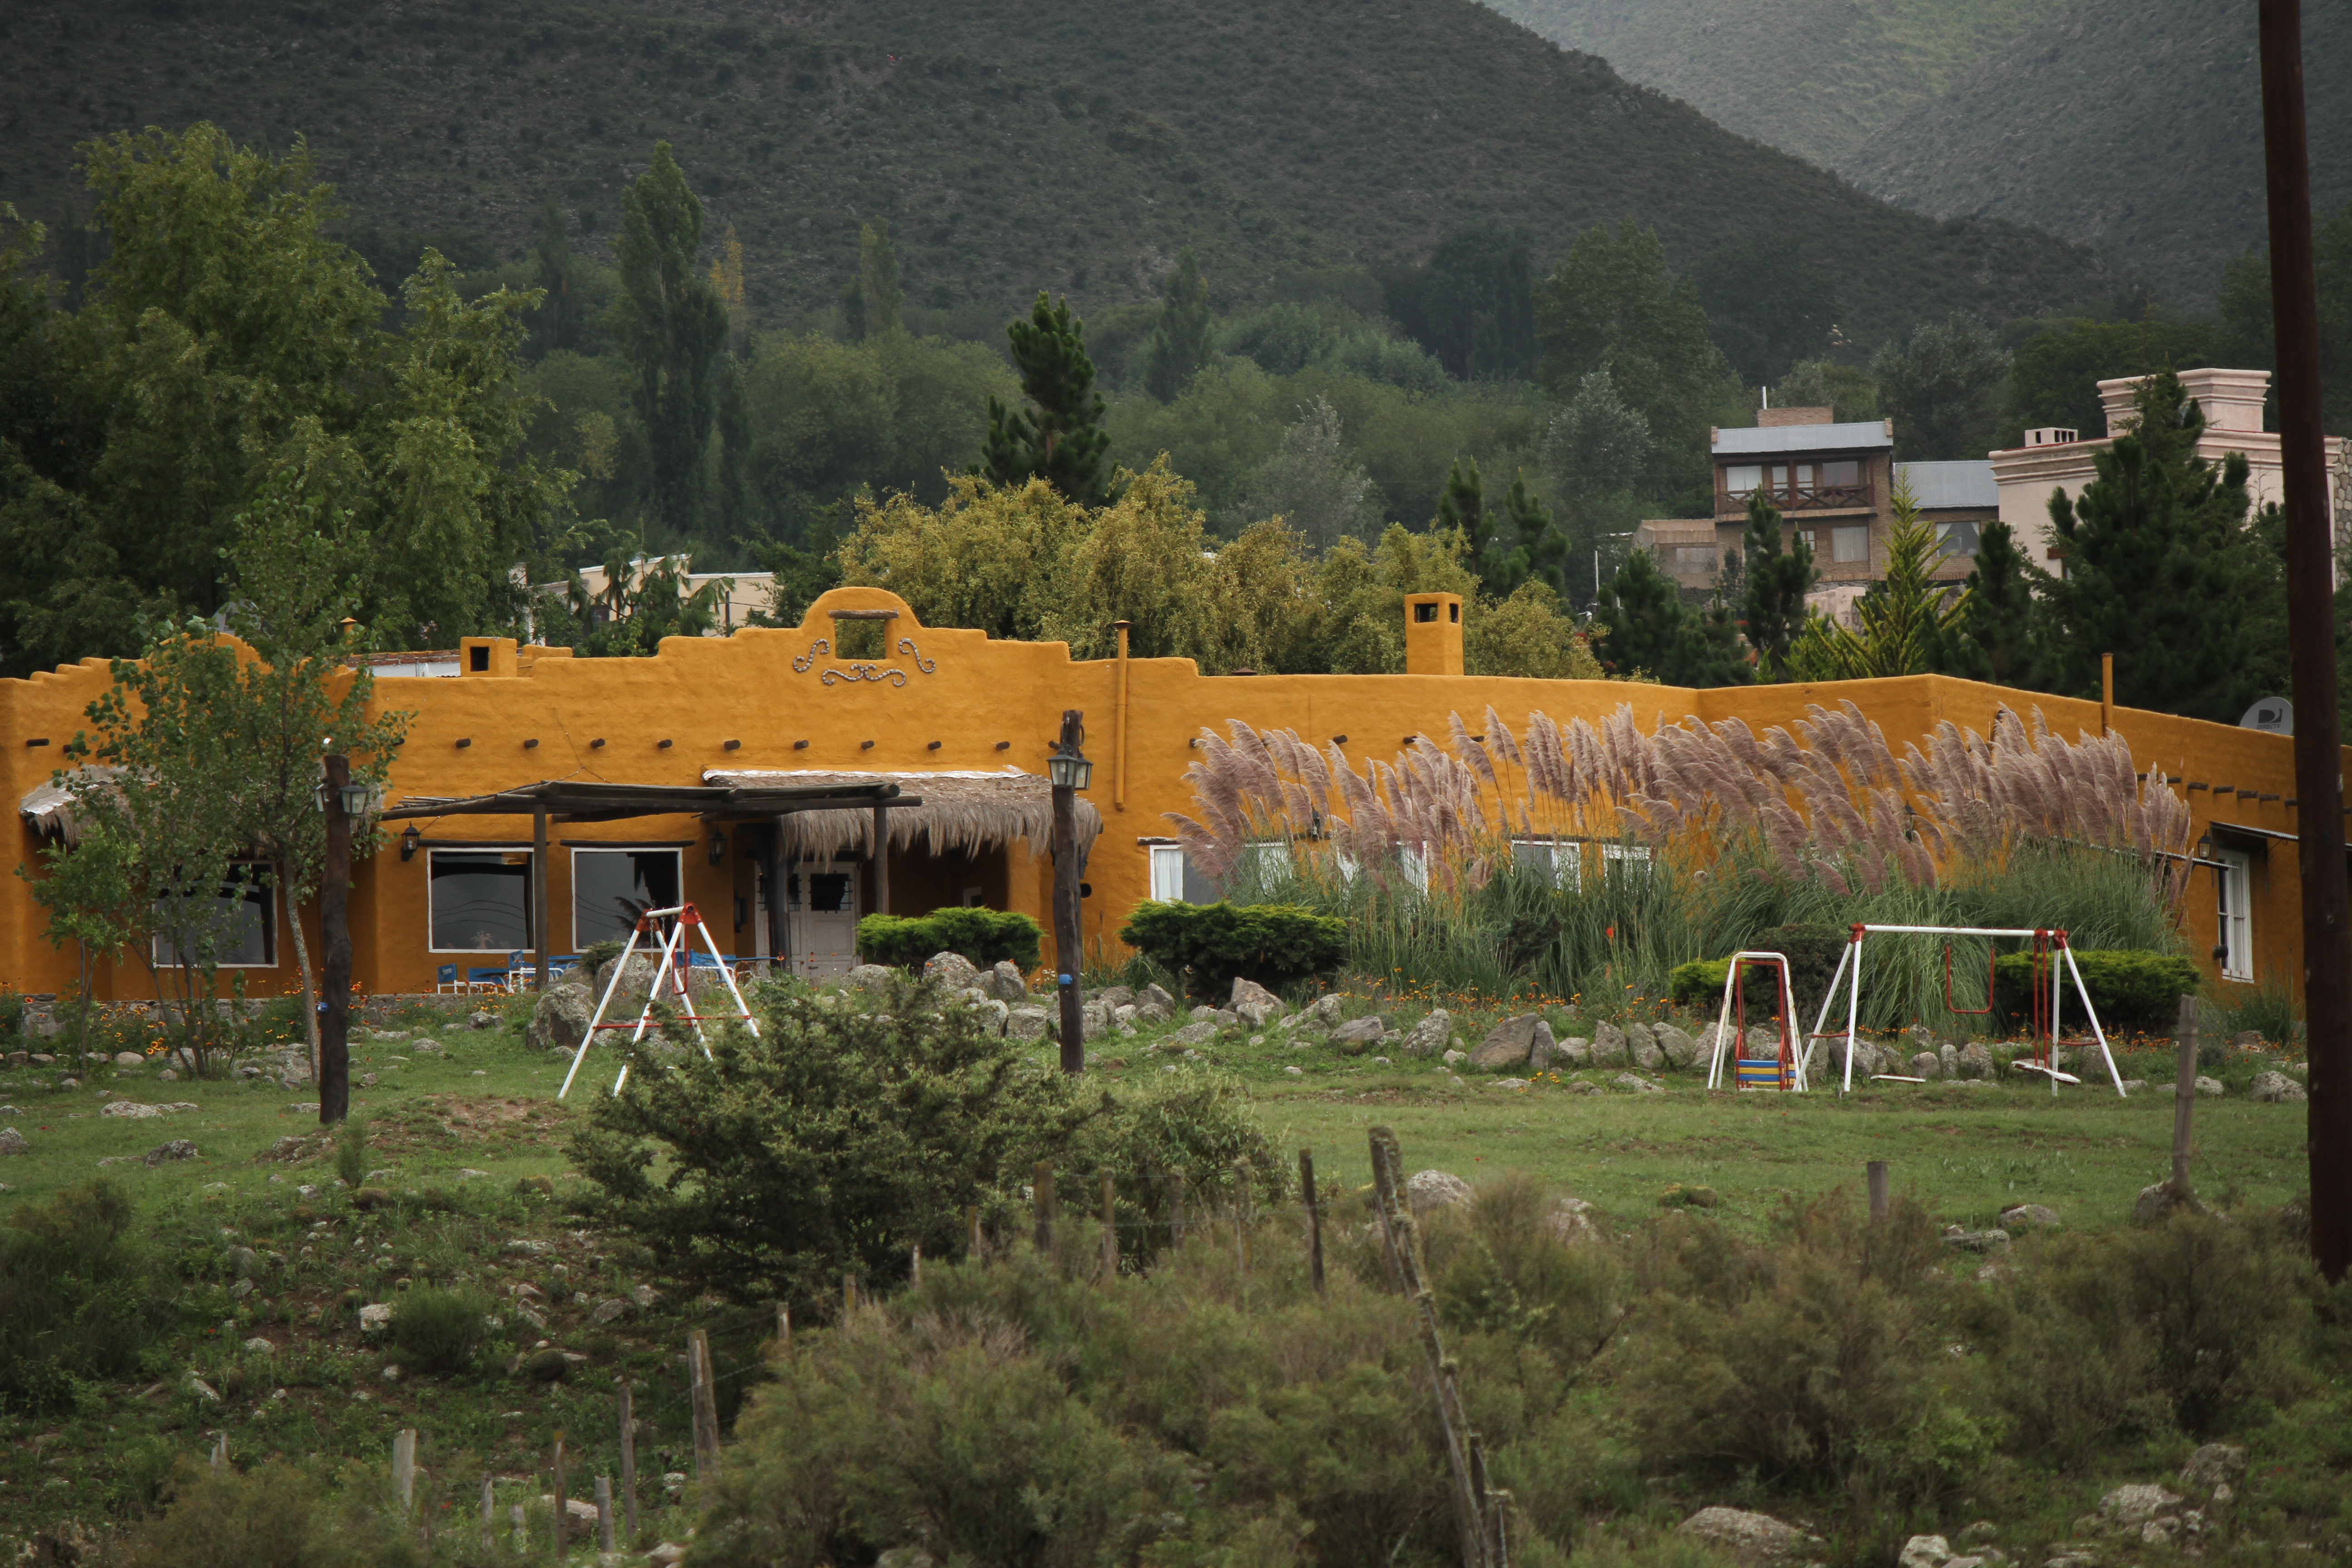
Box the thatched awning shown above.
[20,768,119,848]
[703,768,1100,861]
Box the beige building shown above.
[1989,367,2350,573]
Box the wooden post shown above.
[2173,994,2200,1192]
[1366,1136,1407,1294]
[967,1204,984,1263]
[1300,1149,1326,1294]
[686,1330,722,1479]
[533,804,550,993]
[1233,1161,1252,1274]
[769,815,792,978]
[2100,652,2114,737]
[1171,1171,1186,1244]
[319,754,353,1125]
[775,1304,790,1349]
[1034,1161,1057,1257]
[1101,1168,1119,1279]
[1051,708,1088,1075]
[392,1429,416,1511]
[871,801,891,917]
[595,1476,616,1554]
[210,1434,226,1471]
[843,1273,858,1315]
[617,1381,638,1544]
[509,1504,526,1555]
[479,1475,494,1549]
[911,1243,921,1286]
[553,1435,567,1556]
[1370,1126,1490,1568]
[1866,1161,1890,1225]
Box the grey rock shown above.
[1653,1022,1699,1069]
[2195,1075,2225,1096]
[1097,986,1135,1009]
[844,963,895,992]
[1306,994,1344,1022]
[1405,1169,1473,1213]
[1942,1225,2011,1253]
[1004,1006,1053,1044]
[0,1128,25,1157]
[1743,1025,1784,1059]
[114,1051,145,1068]
[1401,1009,1453,1057]
[592,1298,629,1324]
[2179,1443,2245,1489]
[1441,1049,1468,1068]
[1911,1051,1943,1080]
[1553,1035,1592,1066]
[145,1139,199,1165]
[1526,1021,1558,1073]
[922,951,982,991]
[2100,1484,2182,1527]
[358,1303,393,1333]
[1165,1022,1218,1049]
[2232,1029,2265,1052]
[1627,1022,1664,1071]
[1613,1073,1663,1094]
[1229,977,1285,1027]
[1676,1506,1823,1567]
[1544,1196,1600,1243]
[1899,1536,1953,1568]
[229,1246,262,1279]
[1492,1077,1531,1090]
[1957,1042,1997,1079]
[2250,1070,2307,1103]
[1331,1016,1386,1053]
[2000,1203,2061,1230]
[411,1039,444,1056]
[1589,1020,1629,1066]
[100,1098,166,1119]
[1473,1014,1547,1071]
[1189,1004,1221,1022]
[964,995,1011,1036]
[1939,1043,1960,1079]
[524,984,595,1054]
[467,1009,497,1030]
[983,961,1029,1003]
[1082,999,1111,1040]
[1141,982,1178,1013]
[1133,1002,1172,1025]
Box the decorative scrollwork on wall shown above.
[898,637,938,675]
[790,637,832,674]
[819,664,909,687]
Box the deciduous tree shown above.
[613,143,727,535]
[1871,312,2009,461]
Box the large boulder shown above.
[1404,1169,1473,1214]
[1004,1006,1053,1043]
[2178,1443,2246,1490]
[1911,1051,1943,1080]
[1956,1042,1997,1080]
[1553,1035,1592,1067]
[1544,1196,1601,1244]
[983,962,1029,1004]
[1164,1021,1219,1049]
[1140,982,1179,1013]
[526,983,597,1054]
[1653,1022,1700,1070]
[1627,1023,1665,1071]
[923,951,982,990]
[1400,1009,1453,1057]
[1471,1015,1547,1072]
[1228,977,1285,1027]
[1896,1536,1951,1568]
[1588,1020,1629,1067]
[0,1127,27,1157]
[844,964,895,993]
[2250,1070,2308,1103]
[1331,1017,1386,1054]
[1676,1507,1822,1567]
[1526,1022,1559,1073]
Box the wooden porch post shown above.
[872,801,890,916]
[533,806,550,992]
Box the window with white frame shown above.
[1934,519,1982,560]
[2216,849,2253,982]
[429,849,534,953]
[1511,838,1583,885]
[152,862,275,968]
[1147,843,1224,904]
[1832,524,1870,563]
[572,848,683,949]
[1603,842,1655,880]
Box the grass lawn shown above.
[0,984,2319,1558]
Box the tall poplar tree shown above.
[613,143,727,536]
[1738,494,1816,680]
[980,293,1117,507]
[1143,249,1212,401]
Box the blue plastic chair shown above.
[435,964,462,994]
[466,965,508,992]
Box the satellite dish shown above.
[2239,698,2294,736]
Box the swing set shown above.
[1707,925,2127,1097]
[556,902,760,1099]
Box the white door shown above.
[2216,850,2253,982]
[788,862,861,980]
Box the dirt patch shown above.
[362,1096,578,1157]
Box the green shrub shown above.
[125,1460,324,1568]
[1666,925,1848,1021]
[1992,948,2200,1035]
[857,906,1043,970]
[333,1116,368,1189]
[389,1285,490,1376]
[1117,900,1348,1000]
[0,1179,172,1413]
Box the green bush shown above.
[333,1116,368,1190]
[1666,924,1850,1021]
[0,1180,172,1413]
[1992,948,2200,1035]
[857,906,1043,971]
[1117,900,1348,1001]
[389,1285,491,1376]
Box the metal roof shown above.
[1713,420,1893,456]
[1898,460,1999,510]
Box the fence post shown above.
[967,1203,984,1263]
[2173,994,2200,1192]
[595,1476,616,1554]
[911,1242,922,1286]
[775,1303,789,1348]
[843,1273,858,1316]
[1370,1125,1490,1568]
[617,1380,638,1544]
[1101,1169,1119,1279]
[1366,1137,1406,1294]
[391,1428,416,1512]
[1170,1171,1186,1244]
[510,1503,526,1555]
[1866,1161,1890,1225]
[552,1435,567,1557]
[1300,1149,1325,1294]
[1233,1161,1252,1274]
[686,1330,722,1479]
[479,1475,494,1551]
[1034,1162,1057,1258]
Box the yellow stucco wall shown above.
[1,586,2330,1003]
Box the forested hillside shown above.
[0,0,2122,345]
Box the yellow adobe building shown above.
[0,585,2332,1004]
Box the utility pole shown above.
[2259,0,2351,1281]
[319,754,353,1126]
[1046,710,1093,1075]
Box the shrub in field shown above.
[1117,900,1348,1000]
[857,906,1044,970]
[389,1285,490,1376]
[125,1460,324,1568]
[333,1116,368,1190]
[0,1179,171,1412]
[1992,948,2200,1034]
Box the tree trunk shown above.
[280,854,322,1083]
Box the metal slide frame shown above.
[1705,950,1808,1093]
[556,902,760,1100]
[1801,924,2127,1098]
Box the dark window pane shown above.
[431,852,533,951]
[573,849,681,948]
[152,863,274,967]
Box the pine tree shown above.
[1786,475,1967,680]
[1596,549,1686,678]
[1945,519,2042,686]
[1143,249,1212,401]
[714,355,750,540]
[979,293,1117,507]
[1435,456,1489,555]
[1738,493,1816,680]
[858,220,903,338]
[613,144,728,536]
[1485,474,1569,596]
[2039,370,2285,720]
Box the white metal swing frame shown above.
[556,902,761,1099]
[1705,950,1809,1093]
[1802,924,2127,1098]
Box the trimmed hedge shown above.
[1669,923,1851,1019]
[1992,949,2200,1035]
[858,906,1044,971]
[1118,901,1348,1001]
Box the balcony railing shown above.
[1724,482,1871,511]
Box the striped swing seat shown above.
[1735,1056,1790,1091]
